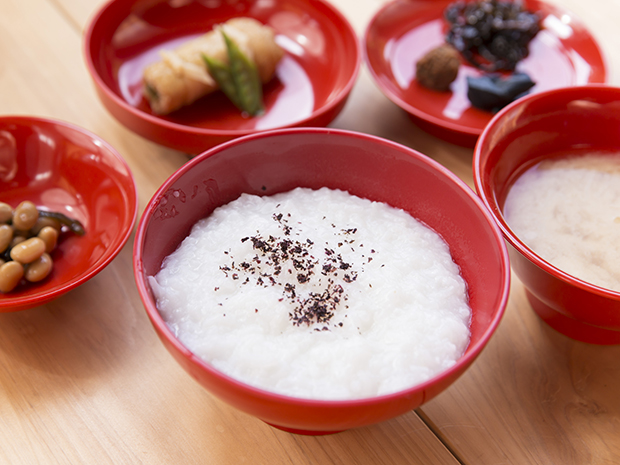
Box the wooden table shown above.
[2,0,620,463]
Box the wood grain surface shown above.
[1,0,619,463]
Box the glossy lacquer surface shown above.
[364,0,608,147]
[84,0,361,154]
[134,128,510,434]
[0,117,137,311]
[474,85,620,344]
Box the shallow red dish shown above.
[364,0,608,147]
[474,85,620,345]
[134,128,510,434]
[0,117,137,312]
[84,0,360,155]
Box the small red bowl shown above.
[84,0,360,155]
[0,116,137,312]
[134,128,510,434]
[474,85,620,345]
[364,0,608,147]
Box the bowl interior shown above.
[364,0,607,146]
[86,0,360,149]
[135,129,509,432]
[475,85,620,240]
[0,117,137,311]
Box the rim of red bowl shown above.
[83,0,362,139]
[0,115,138,310]
[134,127,510,407]
[473,84,620,300]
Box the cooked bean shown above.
[10,237,45,264]
[0,224,13,253]
[37,226,58,253]
[10,234,26,249]
[24,253,53,282]
[0,202,13,223]
[12,201,39,231]
[30,216,61,235]
[0,261,24,293]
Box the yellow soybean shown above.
[38,226,58,253]
[10,237,46,264]
[0,224,13,253]
[0,261,24,293]
[0,202,13,223]
[13,201,39,231]
[25,253,53,282]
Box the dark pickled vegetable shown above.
[38,210,86,236]
[445,0,541,72]
[467,72,535,111]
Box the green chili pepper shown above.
[201,30,264,117]
[202,55,242,109]
[38,211,86,236]
[145,84,160,104]
[222,31,264,116]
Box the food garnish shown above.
[38,210,86,236]
[203,30,264,116]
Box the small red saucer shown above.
[85,0,360,154]
[364,0,608,147]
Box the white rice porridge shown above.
[149,187,471,400]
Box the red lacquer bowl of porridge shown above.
[134,128,510,434]
[474,85,620,345]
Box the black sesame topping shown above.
[216,207,377,330]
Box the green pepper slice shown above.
[203,55,242,110]
[202,30,264,117]
[222,31,264,116]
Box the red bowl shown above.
[134,128,510,434]
[474,85,620,345]
[364,0,608,147]
[84,0,360,155]
[0,116,137,312]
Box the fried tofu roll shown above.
[143,17,284,115]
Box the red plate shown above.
[364,0,608,147]
[84,0,361,155]
[0,117,137,312]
